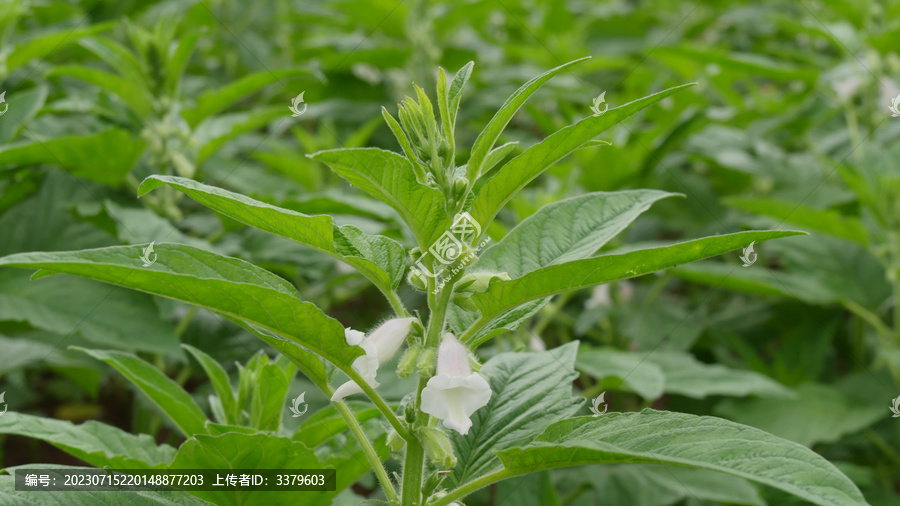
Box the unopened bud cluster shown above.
[383,79,467,214]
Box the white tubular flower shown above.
[331,317,416,402]
[421,333,492,435]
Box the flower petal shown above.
[367,317,416,363]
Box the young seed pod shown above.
[404,400,417,424]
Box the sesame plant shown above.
[0,60,869,506]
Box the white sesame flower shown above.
[420,333,492,435]
[331,317,416,402]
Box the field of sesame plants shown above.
[0,0,899,505]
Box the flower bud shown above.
[438,137,453,159]
[416,347,437,376]
[419,426,457,469]
[397,345,422,378]
[331,317,417,402]
[407,268,428,291]
[452,176,468,199]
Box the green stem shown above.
[864,429,900,466]
[430,469,514,506]
[348,369,412,440]
[841,299,893,343]
[174,306,197,338]
[403,262,459,505]
[560,482,592,506]
[401,436,426,506]
[386,289,411,317]
[531,292,573,336]
[334,400,399,504]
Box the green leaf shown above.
[72,347,208,437]
[182,344,238,425]
[310,147,450,247]
[139,176,406,293]
[164,32,201,96]
[183,68,315,126]
[715,383,886,447]
[0,271,182,356]
[103,200,212,250]
[194,107,285,163]
[647,351,793,399]
[0,244,363,377]
[0,129,145,186]
[474,190,679,278]
[447,61,474,127]
[250,361,294,431]
[496,410,868,506]
[575,347,665,400]
[466,57,590,181]
[49,65,153,117]
[0,467,212,505]
[465,230,805,346]
[495,472,560,506]
[654,46,818,82]
[470,83,695,230]
[171,432,324,506]
[0,412,175,469]
[568,464,765,506]
[577,347,792,400]
[6,22,115,72]
[0,335,63,374]
[477,141,518,177]
[450,342,583,486]
[222,316,333,393]
[672,262,840,305]
[0,85,48,143]
[78,37,146,85]
[725,196,869,246]
[294,402,385,448]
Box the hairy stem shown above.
[401,436,426,506]
[404,261,459,505]
[386,289,411,317]
[334,400,399,504]
[349,370,412,440]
